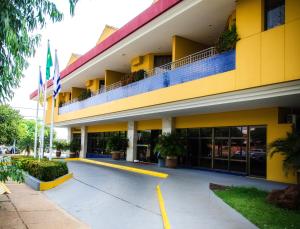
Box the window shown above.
[154,55,172,68]
[265,0,285,30]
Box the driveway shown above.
[44,160,287,229]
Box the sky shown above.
[9,0,153,139]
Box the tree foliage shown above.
[269,129,300,174]
[18,119,56,155]
[0,105,22,145]
[0,0,78,102]
[0,156,24,183]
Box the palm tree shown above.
[269,129,300,177]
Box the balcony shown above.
[59,48,236,114]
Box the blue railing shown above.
[59,50,235,114]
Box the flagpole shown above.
[40,79,47,159]
[33,67,41,158]
[49,94,55,161]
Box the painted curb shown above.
[65,158,169,179]
[24,173,73,191]
[156,185,170,229]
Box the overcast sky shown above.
[9,0,153,139]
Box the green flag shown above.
[46,41,53,80]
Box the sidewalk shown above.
[0,181,89,229]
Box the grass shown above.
[214,187,300,229]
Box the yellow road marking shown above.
[65,158,168,179]
[156,185,171,229]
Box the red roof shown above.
[30,0,182,99]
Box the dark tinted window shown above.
[265,0,285,30]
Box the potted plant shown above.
[269,129,300,184]
[69,139,80,158]
[54,140,70,158]
[154,132,185,168]
[106,134,128,160]
[215,23,239,53]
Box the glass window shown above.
[265,0,285,30]
[230,126,247,138]
[215,127,229,137]
[154,55,172,68]
[187,128,199,138]
[200,128,212,138]
[249,126,267,177]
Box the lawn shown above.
[214,187,300,229]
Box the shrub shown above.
[154,132,186,158]
[216,23,239,53]
[12,156,68,181]
[106,134,128,152]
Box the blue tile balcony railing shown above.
[59,48,236,114]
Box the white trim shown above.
[55,80,300,127]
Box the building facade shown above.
[30,0,300,184]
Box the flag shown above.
[46,40,53,80]
[38,67,44,105]
[53,50,61,98]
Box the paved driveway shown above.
[44,160,287,229]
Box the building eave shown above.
[29,0,182,100]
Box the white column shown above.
[162,117,174,134]
[126,121,137,162]
[67,127,72,143]
[80,126,87,158]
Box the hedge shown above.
[12,156,68,182]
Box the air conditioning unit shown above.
[287,114,297,124]
[287,114,300,132]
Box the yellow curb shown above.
[0,182,11,194]
[39,173,73,191]
[65,158,168,179]
[156,185,170,229]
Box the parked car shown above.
[7,146,19,154]
[0,146,8,154]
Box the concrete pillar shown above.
[162,117,174,134]
[80,126,87,158]
[67,127,72,143]
[126,121,137,162]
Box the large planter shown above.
[158,158,165,167]
[165,156,178,168]
[56,150,61,158]
[111,151,121,160]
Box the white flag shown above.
[53,50,61,98]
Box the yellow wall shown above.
[87,122,127,133]
[86,79,102,93]
[235,0,300,89]
[105,70,124,86]
[131,54,154,72]
[175,107,296,184]
[54,70,236,123]
[172,35,207,61]
[137,119,162,131]
[71,87,85,100]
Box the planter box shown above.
[24,172,73,191]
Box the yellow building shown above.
[30,0,300,184]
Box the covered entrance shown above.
[176,126,267,178]
[137,130,161,163]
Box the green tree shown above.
[0,0,78,102]
[0,105,22,145]
[18,119,56,155]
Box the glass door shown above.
[229,127,248,173]
[249,126,267,177]
[213,127,230,170]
